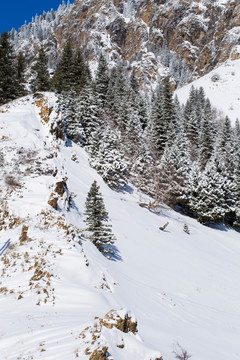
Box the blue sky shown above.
[0,0,72,33]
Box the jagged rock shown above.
[100,309,137,334]
[55,180,67,197]
[52,0,240,77]
[35,97,52,124]
[48,194,58,210]
[89,346,108,360]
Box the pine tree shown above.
[84,180,116,257]
[75,84,101,145]
[216,116,234,174]
[52,39,74,93]
[109,64,129,131]
[188,159,227,223]
[89,126,128,190]
[95,53,109,107]
[0,31,18,104]
[162,77,177,144]
[233,158,240,227]
[31,45,50,92]
[124,103,143,159]
[130,67,139,94]
[199,115,213,170]
[148,85,167,157]
[138,94,148,130]
[72,50,91,94]
[159,131,191,207]
[60,90,87,145]
[16,51,27,97]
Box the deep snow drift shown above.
[0,94,240,360]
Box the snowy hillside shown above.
[176,59,240,124]
[0,94,240,360]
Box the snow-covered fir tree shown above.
[89,126,128,190]
[95,53,110,108]
[159,131,191,207]
[31,45,50,92]
[84,180,116,258]
[0,32,18,104]
[52,40,74,93]
[188,158,227,223]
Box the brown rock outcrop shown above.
[15,0,240,85]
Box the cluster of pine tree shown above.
[0,32,26,104]
[1,32,239,228]
[56,49,239,228]
[160,41,192,88]
[10,1,72,48]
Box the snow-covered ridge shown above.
[9,1,73,69]
[0,93,240,360]
[10,1,72,43]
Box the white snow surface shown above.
[176,59,240,124]
[0,94,240,360]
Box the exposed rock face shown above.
[13,0,240,83]
[99,309,138,333]
[55,0,240,77]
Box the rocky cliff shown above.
[12,0,240,84]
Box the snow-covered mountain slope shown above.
[176,59,240,124]
[1,94,240,360]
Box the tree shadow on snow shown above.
[108,244,122,262]
[119,184,134,194]
[206,223,230,232]
[65,138,73,147]
[69,198,82,217]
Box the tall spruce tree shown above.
[95,53,109,108]
[0,31,18,104]
[130,67,139,94]
[16,51,27,97]
[89,126,128,190]
[110,64,129,131]
[75,84,101,145]
[148,85,167,157]
[52,39,74,93]
[159,131,191,207]
[31,45,50,92]
[188,159,227,223]
[84,180,116,258]
[162,77,176,142]
[72,49,91,94]
[199,115,213,170]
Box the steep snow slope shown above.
[0,94,240,360]
[176,59,240,124]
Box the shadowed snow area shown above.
[0,94,240,360]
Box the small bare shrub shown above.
[173,343,192,360]
[5,175,21,187]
